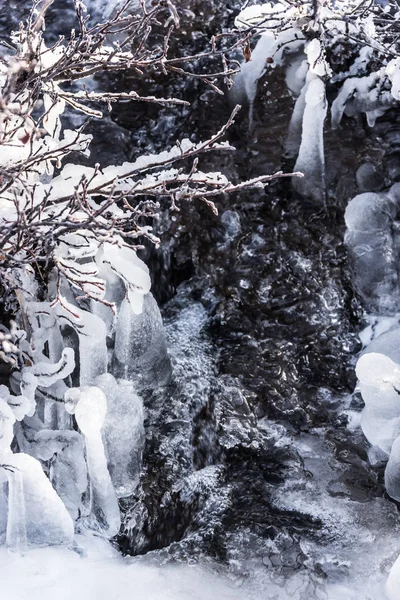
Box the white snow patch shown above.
[0,535,246,600]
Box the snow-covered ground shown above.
[0,532,398,600]
[0,535,246,600]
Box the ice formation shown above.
[355,328,400,505]
[230,32,278,128]
[345,190,399,314]
[96,374,144,497]
[293,76,327,201]
[32,430,88,521]
[232,1,400,211]
[0,401,74,550]
[0,227,169,548]
[112,293,171,390]
[73,387,121,536]
[386,552,400,600]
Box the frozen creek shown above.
[2,2,400,600]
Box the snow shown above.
[305,39,332,78]
[386,58,400,101]
[230,25,304,128]
[0,530,397,600]
[331,72,394,129]
[99,241,151,314]
[230,32,277,126]
[0,535,249,600]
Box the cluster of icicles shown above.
[232,2,400,203]
[0,234,170,550]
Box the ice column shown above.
[96,373,144,497]
[73,386,121,536]
[293,77,327,202]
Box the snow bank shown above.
[0,532,396,600]
[0,536,245,600]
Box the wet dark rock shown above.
[356,162,385,192]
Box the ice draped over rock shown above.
[1,236,171,549]
[0,401,75,550]
[345,186,400,314]
[355,330,400,502]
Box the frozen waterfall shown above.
[0,240,171,550]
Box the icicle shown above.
[5,467,27,553]
[230,32,277,129]
[51,300,107,385]
[71,386,121,537]
[285,66,309,159]
[293,77,327,202]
